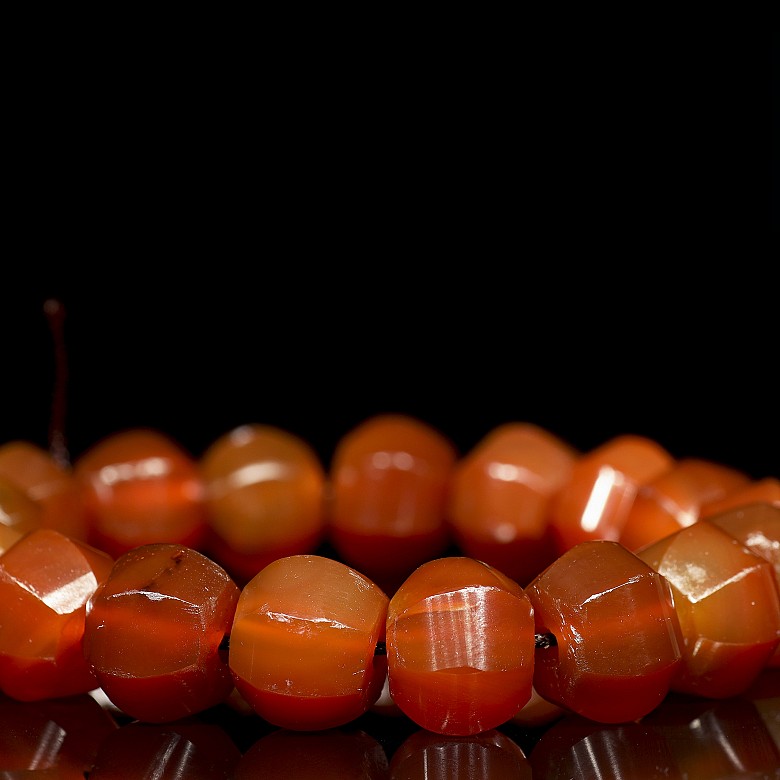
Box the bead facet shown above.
[526,540,684,723]
[386,556,535,735]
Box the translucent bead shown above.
[328,414,457,589]
[547,435,674,554]
[637,521,780,698]
[699,477,780,519]
[446,422,578,585]
[0,476,42,536]
[526,540,683,723]
[619,458,751,552]
[83,544,240,722]
[0,529,114,700]
[200,424,327,583]
[229,555,389,730]
[74,429,207,556]
[386,557,535,735]
[0,441,87,540]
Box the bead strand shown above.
[0,415,778,740]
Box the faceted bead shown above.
[328,414,457,589]
[83,543,240,722]
[199,424,327,584]
[0,440,87,540]
[699,477,780,519]
[0,692,118,776]
[89,718,241,780]
[547,435,674,554]
[446,422,579,585]
[525,540,683,723]
[0,523,21,555]
[235,728,389,780]
[0,476,42,535]
[0,529,114,700]
[229,555,389,730]
[74,428,208,557]
[618,458,751,552]
[637,521,780,698]
[386,557,535,736]
[388,728,531,780]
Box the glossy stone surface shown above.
[0,529,114,700]
[637,521,780,698]
[74,428,208,556]
[526,540,683,723]
[446,422,578,585]
[386,557,535,735]
[0,440,87,540]
[328,414,457,588]
[200,424,327,583]
[229,555,389,730]
[699,476,780,519]
[0,475,42,536]
[83,543,240,722]
[619,458,751,552]
[547,435,674,553]
[389,728,531,779]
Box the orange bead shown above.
[446,422,579,585]
[74,429,208,557]
[83,543,240,722]
[328,414,457,589]
[526,540,684,723]
[699,477,780,519]
[0,523,22,555]
[386,557,535,736]
[0,529,114,700]
[637,521,780,698]
[200,424,326,583]
[547,435,675,553]
[0,441,87,540]
[705,502,780,668]
[229,555,389,731]
[0,476,42,535]
[619,458,752,552]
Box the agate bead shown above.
[328,414,457,587]
[0,529,114,700]
[229,555,389,730]
[83,543,240,722]
[446,422,578,585]
[386,557,535,735]
[526,540,683,723]
[637,521,780,698]
[547,435,674,553]
[74,429,207,556]
[200,424,326,583]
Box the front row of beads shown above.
[0,502,779,736]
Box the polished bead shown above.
[229,554,389,730]
[0,440,87,540]
[0,522,22,555]
[89,718,241,780]
[0,529,114,700]
[236,728,390,780]
[0,692,118,776]
[74,428,208,556]
[446,422,578,585]
[618,458,751,552]
[83,543,240,722]
[0,476,42,535]
[547,435,674,553]
[386,557,535,736]
[328,414,457,588]
[637,521,780,698]
[526,540,683,723]
[200,424,326,583]
[511,685,566,728]
[389,728,531,780]
[699,476,780,519]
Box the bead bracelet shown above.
[0,498,778,737]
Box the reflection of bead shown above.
[386,557,535,735]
